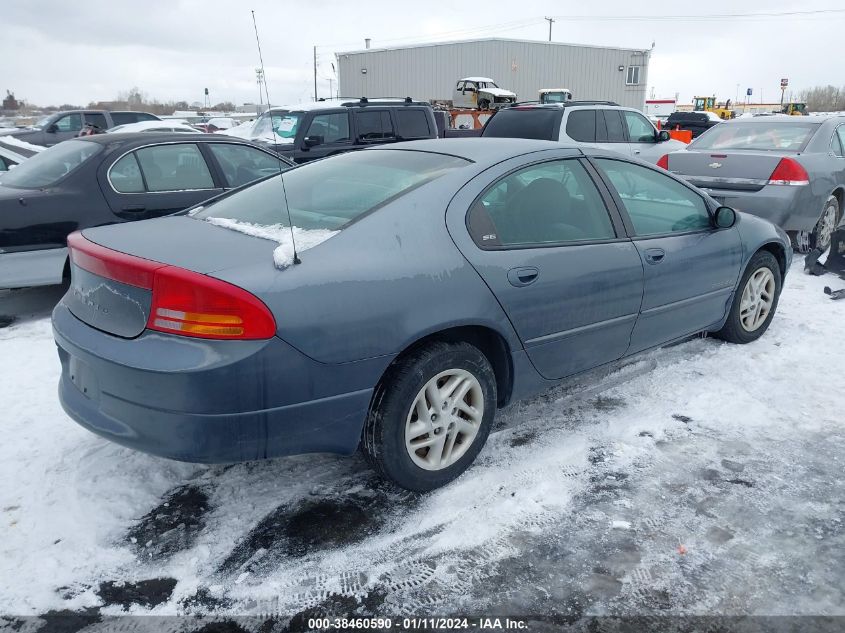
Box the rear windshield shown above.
[0,139,102,189]
[690,122,818,151]
[481,108,559,141]
[191,149,469,231]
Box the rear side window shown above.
[192,149,469,231]
[208,143,288,188]
[482,108,559,141]
[396,109,431,139]
[596,158,710,236]
[355,110,395,141]
[565,110,596,142]
[110,113,138,125]
[135,113,158,122]
[135,144,214,191]
[468,159,616,247]
[834,126,845,157]
[109,153,145,193]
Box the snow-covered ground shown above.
[0,260,843,629]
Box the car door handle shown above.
[633,149,642,154]
[644,248,666,264]
[121,204,146,212]
[507,267,539,287]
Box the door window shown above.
[54,113,83,132]
[595,158,711,236]
[598,110,626,142]
[834,126,845,157]
[355,110,394,141]
[468,159,616,247]
[84,113,108,131]
[111,113,139,125]
[208,143,287,188]
[109,153,145,193]
[565,110,596,142]
[304,112,350,144]
[623,111,656,142]
[396,109,431,139]
[135,143,214,192]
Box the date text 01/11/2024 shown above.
[307,617,529,630]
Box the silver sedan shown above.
[661,114,845,251]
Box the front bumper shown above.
[53,301,378,463]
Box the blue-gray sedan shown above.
[53,138,792,491]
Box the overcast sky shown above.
[3,1,843,109]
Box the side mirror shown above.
[47,124,59,133]
[657,130,671,142]
[303,135,324,148]
[714,206,737,229]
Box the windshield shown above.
[252,111,302,142]
[0,139,102,189]
[191,149,470,231]
[690,122,818,151]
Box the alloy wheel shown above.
[740,267,776,332]
[404,369,484,471]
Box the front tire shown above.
[362,341,497,492]
[478,99,491,111]
[714,251,782,344]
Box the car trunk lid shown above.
[668,150,788,192]
[66,216,277,338]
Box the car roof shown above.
[719,115,828,124]
[78,132,261,145]
[369,137,583,164]
[461,77,495,83]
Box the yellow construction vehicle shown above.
[692,96,734,120]
[781,102,808,116]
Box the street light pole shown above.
[544,17,555,42]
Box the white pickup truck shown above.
[452,78,517,110]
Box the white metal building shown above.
[336,38,651,110]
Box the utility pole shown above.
[544,17,555,42]
[313,45,318,101]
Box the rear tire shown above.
[811,195,840,252]
[714,251,782,344]
[362,341,496,492]
[478,99,491,111]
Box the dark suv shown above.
[250,98,438,163]
[8,110,160,147]
[662,111,721,138]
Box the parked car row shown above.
[0,134,292,289]
[3,110,161,146]
[1,98,835,492]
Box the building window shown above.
[626,66,641,85]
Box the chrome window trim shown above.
[106,141,221,195]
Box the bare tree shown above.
[798,85,845,112]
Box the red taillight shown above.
[656,154,670,170]
[68,231,163,288]
[67,232,276,340]
[768,157,809,186]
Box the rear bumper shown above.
[693,184,817,233]
[53,301,379,463]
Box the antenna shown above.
[251,9,300,265]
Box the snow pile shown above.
[0,259,844,618]
[0,135,45,152]
[204,217,337,267]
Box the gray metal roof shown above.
[337,36,650,57]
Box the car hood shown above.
[479,88,516,98]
